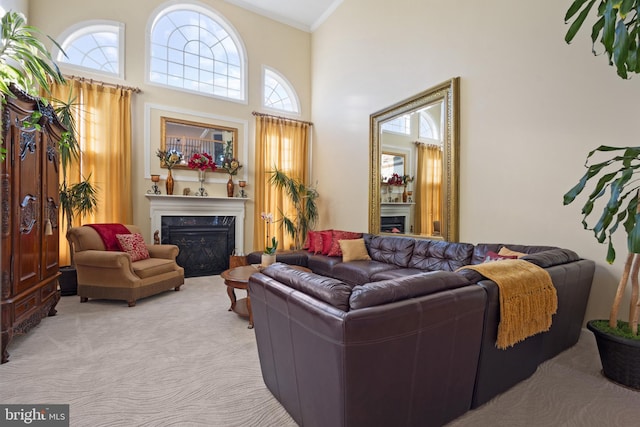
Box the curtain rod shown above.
[252,111,313,126]
[65,75,142,93]
[414,141,443,148]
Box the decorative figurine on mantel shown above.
[239,180,247,198]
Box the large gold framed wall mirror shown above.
[369,77,460,241]
[160,116,238,171]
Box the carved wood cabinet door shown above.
[1,87,64,363]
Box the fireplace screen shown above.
[381,216,405,234]
[161,216,235,277]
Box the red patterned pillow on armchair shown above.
[116,233,150,262]
[327,230,363,257]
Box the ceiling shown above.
[224,0,343,32]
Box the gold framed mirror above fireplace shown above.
[160,116,238,172]
[369,77,460,241]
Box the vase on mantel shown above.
[166,169,174,195]
[227,177,235,197]
[402,186,407,203]
[195,170,207,196]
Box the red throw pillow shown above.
[306,231,316,253]
[116,233,150,262]
[312,232,324,254]
[327,230,363,257]
[320,230,333,255]
[483,251,517,263]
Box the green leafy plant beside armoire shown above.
[564,0,640,389]
[0,11,97,295]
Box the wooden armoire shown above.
[1,86,65,363]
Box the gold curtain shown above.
[50,78,133,265]
[254,115,310,252]
[415,144,442,235]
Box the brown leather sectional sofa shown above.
[247,234,595,427]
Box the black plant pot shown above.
[59,266,78,296]
[587,319,640,390]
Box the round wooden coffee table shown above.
[221,264,311,329]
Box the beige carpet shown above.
[1,275,637,427]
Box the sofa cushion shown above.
[261,263,353,311]
[339,238,371,262]
[307,254,344,277]
[349,271,472,309]
[132,257,178,279]
[409,240,474,272]
[331,260,400,286]
[328,230,363,257]
[367,235,415,267]
[370,267,426,281]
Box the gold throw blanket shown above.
[459,259,557,349]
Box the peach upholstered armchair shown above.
[66,224,184,307]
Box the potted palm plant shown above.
[268,167,319,250]
[0,11,65,160]
[564,0,640,389]
[0,11,97,295]
[56,92,98,295]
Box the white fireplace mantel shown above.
[146,195,248,253]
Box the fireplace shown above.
[162,216,235,277]
[381,216,406,234]
[146,194,247,277]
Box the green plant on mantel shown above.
[564,0,640,337]
[268,167,319,250]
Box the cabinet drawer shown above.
[40,279,58,300]
[14,292,38,318]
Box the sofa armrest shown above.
[349,271,471,309]
[74,250,139,286]
[520,248,580,268]
[147,244,179,260]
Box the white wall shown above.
[311,0,640,322]
[28,0,312,253]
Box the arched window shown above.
[263,67,299,114]
[148,4,246,101]
[56,21,124,78]
[382,114,411,135]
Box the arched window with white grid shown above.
[263,67,300,114]
[148,4,246,101]
[56,21,124,79]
